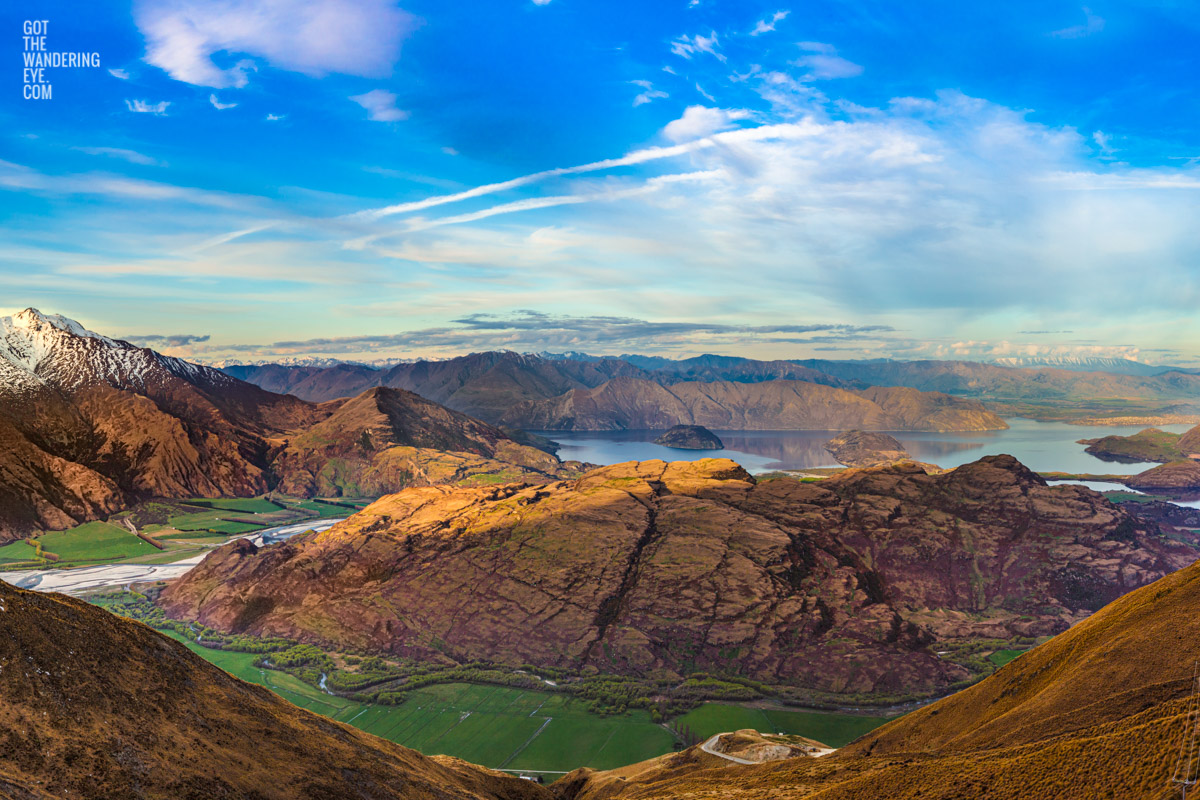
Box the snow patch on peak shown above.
[4,308,118,347]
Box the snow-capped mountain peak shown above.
[0,308,230,395]
[4,308,118,346]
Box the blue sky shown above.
[4,0,1200,364]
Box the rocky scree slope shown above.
[159,455,1196,699]
[0,309,568,540]
[0,579,546,800]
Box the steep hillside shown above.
[553,559,1200,800]
[272,386,565,496]
[0,580,546,800]
[500,378,1007,431]
[160,456,1194,699]
[0,310,569,540]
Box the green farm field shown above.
[181,498,283,514]
[160,630,898,778]
[37,521,161,565]
[161,632,674,776]
[0,539,39,564]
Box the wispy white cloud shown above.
[350,89,409,121]
[631,79,668,106]
[265,113,285,121]
[133,0,416,88]
[671,31,725,62]
[107,68,130,80]
[1052,7,1105,38]
[750,10,789,36]
[794,43,863,79]
[125,98,170,114]
[209,93,237,110]
[0,159,257,209]
[355,120,820,220]
[72,147,162,166]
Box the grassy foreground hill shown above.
[553,558,1200,800]
[0,580,546,800]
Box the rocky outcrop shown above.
[160,455,1196,698]
[653,425,724,450]
[501,377,1008,432]
[1126,458,1200,491]
[0,581,546,800]
[823,430,911,468]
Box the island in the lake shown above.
[654,424,724,450]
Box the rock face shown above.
[160,455,1196,698]
[0,581,545,800]
[823,430,911,467]
[653,425,724,450]
[552,556,1200,800]
[0,309,570,541]
[500,378,1008,432]
[1126,458,1200,491]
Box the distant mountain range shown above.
[0,309,571,539]
[223,352,1008,432]
[221,351,1200,425]
[990,355,1172,376]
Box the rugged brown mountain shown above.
[554,555,1200,800]
[271,386,566,497]
[0,579,546,800]
[160,455,1195,699]
[499,378,1007,432]
[0,310,569,541]
[823,430,911,468]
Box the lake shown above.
[539,419,1196,475]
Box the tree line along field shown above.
[0,494,360,570]
[159,630,892,780]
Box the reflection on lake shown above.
[541,419,1197,476]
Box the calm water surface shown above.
[540,419,1196,476]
